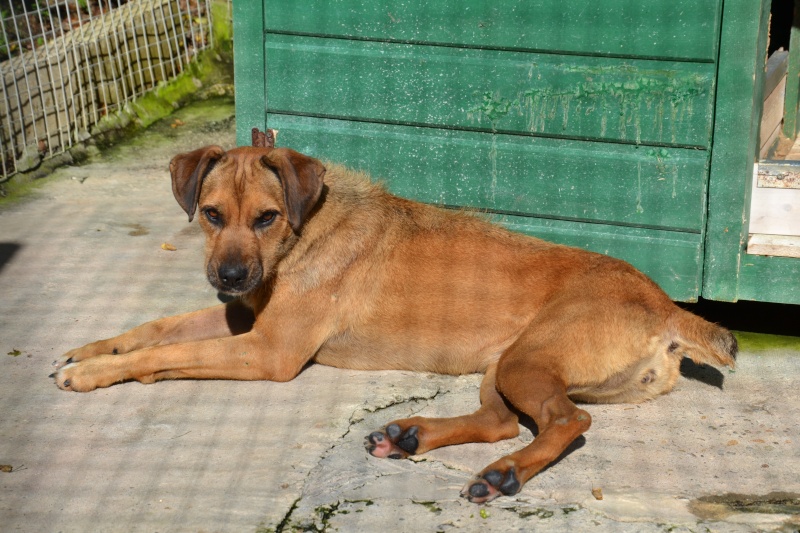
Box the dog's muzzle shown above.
[208,261,262,294]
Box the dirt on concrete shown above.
[1,97,799,533]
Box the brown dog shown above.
[53,145,737,503]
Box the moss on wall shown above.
[734,331,800,352]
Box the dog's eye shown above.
[204,208,221,224]
[256,211,278,228]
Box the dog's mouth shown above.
[206,262,263,295]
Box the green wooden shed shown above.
[232,0,800,304]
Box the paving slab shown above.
[1,97,799,533]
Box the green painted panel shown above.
[702,0,771,301]
[738,254,800,305]
[233,0,266,146]
[268,114,707,232]
[266,35,716,148]
[499,214,702,301]
[264,0,722,62]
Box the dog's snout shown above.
[218,263,250,290]
[207,259,262,295]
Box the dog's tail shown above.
[667,308,737,368]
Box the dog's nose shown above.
[217,263,249,290]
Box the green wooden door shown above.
[233,0,739,302]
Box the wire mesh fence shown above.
[0,0,216,183]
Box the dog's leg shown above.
[365,362,520,459]
[461,353,591,503]
[54,301,254,369]
[53,300,332,392]
[54,330,303,392]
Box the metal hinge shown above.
[756,161,800,189]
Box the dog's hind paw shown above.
[460,467,521,504]
[365,423,419,459]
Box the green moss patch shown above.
[733,331,800,353]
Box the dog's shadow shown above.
[506,407,587,474]
[217,292,237,304]
[679,358,728,389]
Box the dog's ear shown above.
[261,148,326,233]
[170,146,225,222]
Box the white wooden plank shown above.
[747,233,800,258]
[749,164,800,235]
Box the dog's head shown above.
[169,146,326,295]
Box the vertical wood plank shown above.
[702,0,771,301]
[782,5,800,140]
[233,0,266,147]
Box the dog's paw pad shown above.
[460,468,520,503]
[461,478,499,503]
[364,424,419,459]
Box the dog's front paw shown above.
[51,357,125,392]
[460,467,521,504]
[365,423,419,459]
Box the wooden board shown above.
[760,121,782,160]
[264,0,722,61]
[749,164,800,236]
[783,8,800,139]
[702,0,772,301]
[747,234,800,258]
[738,254,800,304]
[233,1,266,146]
[748,188,800,235]
[265,35,716,148]
[268,114,708,232]
[759,75,786,159]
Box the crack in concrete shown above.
[270,496,301,533]
[339,385,449,442]
[264,386,456,531]
[282,499,376,532]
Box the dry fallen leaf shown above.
[592,487,603,500]
[161,243,177,251]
